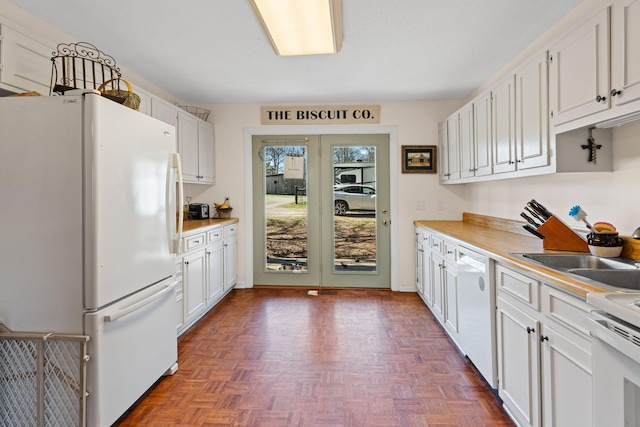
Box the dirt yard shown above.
[266,215,376,260]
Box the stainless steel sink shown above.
[520,253,638,270]
[569,269,640,291]
[509,253,640,291]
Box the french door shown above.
[252,134,390,288]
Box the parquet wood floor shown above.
[115,288,515,426]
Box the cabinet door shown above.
[223,234,237,291]
[473,91,493,177]
[540,324,593,427]
[548,8,610,125]
[152,99,178,128]
[445,115,461,180]
[459,104,475,178]
[438,122,450,181]
[133,86,152,116]
[492,75,517,174]
[183,250,206,322]
[443,259,458,336]
[197,122,215,184]
[178,111,199,182]
[430,253,445,322]
[421,235,433,307]
[497,297,541,427]
[0,25,52,94]
[516,52,550,170]
[206,240,224,305]
[611,0,640,107]
[415,231,424,295]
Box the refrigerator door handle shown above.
[104,280,178,322]
[169,152,184,254]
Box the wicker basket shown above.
[98,78,141,111]
[175,103,211,121]
[216,207,233,219]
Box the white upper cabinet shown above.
[473,91,493,177]
[458,103,475,179]
[178,110,215,185]
[0,24,52,94]
[459,93,492,179]
[197,121,215,185]
[611,0,640,108]
[548,8,610,126]
[438,121,450,182]
[151,98,178,129]
[178,111,199,182]
[515,52,550,171]
[445,114,461,181]
[492,75,517,174]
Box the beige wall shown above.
[185,100,466,289]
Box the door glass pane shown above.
[263,144,308,273]
[333,146,377,273]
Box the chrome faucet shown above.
[633,227,640,239]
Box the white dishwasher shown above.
[456,245,497,388]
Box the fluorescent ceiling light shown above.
[250,0,342,56]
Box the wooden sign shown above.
[261,105,380,125]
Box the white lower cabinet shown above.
[177,223,237,335]
[183,245,207,325]
[206,228,224,305]
[223,224,238,291]
[423,232,461,347]
[415,228,433,306]
[496,264,593,427]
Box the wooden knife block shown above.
[537,215,589,252]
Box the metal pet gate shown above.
[0,323,89,427]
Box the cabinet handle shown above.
[516,159,522,163]
[540,335,549,342]
[206,251,211,255]
[184,261,189,266]
[596,95,607,103]
[611,89,622,97]
[447,250,453,255]
[508,160,515,165]
[526,326,535,334]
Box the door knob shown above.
[382,208,388,214]
[382,219,390,226]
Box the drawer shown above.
[224,224,237,238]
[496,264,540,310]
[183,233,206,251]
[207,227,223,243]
[431,235,444,255]
[421,229,431,246]
[443,240,457,262]
[542,285,592,337]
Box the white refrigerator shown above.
[0,93,184,426]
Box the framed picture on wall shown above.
[401,145,437,173]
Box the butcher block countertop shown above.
[415,213,640,299]
[182,217,238,235]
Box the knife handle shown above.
[523,224,545,239]
[520,212,540,228]
[531,199,553,219]
[525,206,545,223]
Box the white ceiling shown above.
[10,0,583,104]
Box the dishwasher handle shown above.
[584,311,640,362]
